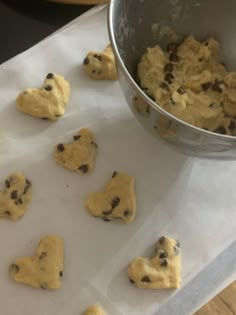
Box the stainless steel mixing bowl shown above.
[108,0,236,159]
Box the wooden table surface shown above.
[195,281,236,315]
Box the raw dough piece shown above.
[128,236,181,289]
[16,73,70,120]
[54,128,98,175]
[83,305,107,315]
[9,235,64,290]
[0,172,32,220]
[85,172,136,223]
[138,35,236,135]
[133,95,150,116]
[83,45,117,80]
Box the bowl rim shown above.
[107,0,236,143]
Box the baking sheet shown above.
[0,5,235,315]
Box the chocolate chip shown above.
[159,250,168,259]
[15,198,23,205]
[102,217,111,222]
[78,164,89,173]
[160,82,169,91]
[176,240,180,248]
[92,69,97,74]
[24,179,31,194]
[4,210,11,216]
[94,54,102,61]
[129,278,135,284]
[11,190,18,199]
[204,41,209,46]
[169,53,179,62]
[160,259,168,267]
[201,82,212,91]
[198,58,203,62]
[11,264,20,273]
[55,114,62,117]
[164,63,173,73]
[57,143,65,152]
[59,271,63,277]
[39,252,47,260]
[112,171,117,178]
[46,73,54,79]
[40,282,48,289]
[212,81,223,93]
[159,236,166,245]
[5,180,10,188]
[177,87,185,95]
[174,246,180,256]
[44,85,53,91]
[73,135,81,141]
[164,72,174,84]
[111,196,120,209]
[209,103,215,108]
[142,87,150,94]
[124,209,132,217]
[215,126,227,135]
[141,276,151,282]
[91,141,98,148]
[83,57,89,65]
[41,117,49,120]
[229,121,236,130]
[167,42,178,53]
[102,209,113,215]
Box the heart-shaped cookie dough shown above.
[83,305,107,315]
[16,73,70,120]
[0,172,32,221]
[85,172,136,223]
[54,128,98,175]
[128,236,181,289]
[9,235,64,290]
[83,44,117,80]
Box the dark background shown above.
[0,0,92,64]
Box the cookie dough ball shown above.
[0,172,32,220]
[85,171,136,224]
[83,45,117,80]
[54,128,98,175]
[16,73,70,120]
[128,236,181,289]
[9,235,64,290]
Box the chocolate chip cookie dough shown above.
[85,171,136,223]
[128,236,181,289]
[9,235,64,290]
[54,128,98,175]
[83,44,117,80]
[138,35,236,135]
[0,172,32,220]
[16,73,70,120]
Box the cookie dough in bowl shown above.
[108,0,236,158]
[138,36,236,136]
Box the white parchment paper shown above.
[0,5,235,315]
